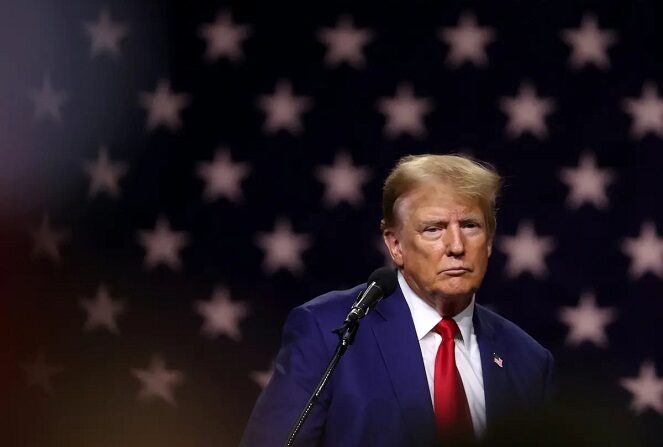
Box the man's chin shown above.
[431,282,476,302]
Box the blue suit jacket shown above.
[241,283,554,447]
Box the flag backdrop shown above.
[1,0,662,446]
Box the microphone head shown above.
[367,266,398,297]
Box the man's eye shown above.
[424,227,440,233]
[463,222,478,229]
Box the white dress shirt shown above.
[398,271,487,437]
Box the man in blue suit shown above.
[241,154,554,446]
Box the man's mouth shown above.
[441,268,470,276]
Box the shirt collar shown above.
[398,270,475,349]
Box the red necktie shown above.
[433,318,474,443]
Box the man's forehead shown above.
[397,182,480,210]
[411,207,485,226]
[415,206,482,218]
[392,188,483,227]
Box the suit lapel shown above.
[371,286,436,446]
[474,304,511,428]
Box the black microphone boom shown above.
[344,267,397,323]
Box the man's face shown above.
[383,182,492,306]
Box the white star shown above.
[83,145,128,199]
[316,151,371,207]
[257,80,312,135]
[139,79,190,132]
[31,214,68,263]
[84,9,129,59]
[317,15,374,69]
[29,75,68,123]
[250,364,274,389]
[137,217,189,271]
[620,362,663,415]
[79,284,125,334]
[194,287,250,341]
[198,10,251,62]
[438,12,496,68]
[622,81,663,139]
[255,219,311,275]
[132,356,184,406]
[499,82,555,139]
[377,83,433,139]
[558,292,617,348]
[621,221,663,280]
[22,352,63,395]
[559,152,615,210]
[197,149,251,203]
[561,13,617,70]
[498,220,555,278]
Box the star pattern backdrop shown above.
[1,1,662,446]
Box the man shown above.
[241,154,553,446]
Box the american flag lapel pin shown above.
[493,353,504,368]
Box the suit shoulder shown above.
[286,284,364,328]
[476,304,552,361]
[297,284,364,314]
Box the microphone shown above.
[344,267,397,323]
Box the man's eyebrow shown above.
[418,211,484,223]
[417,216,483,227]
[419,219,447,226]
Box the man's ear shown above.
[383,229,404,267]
[487,237,493,257]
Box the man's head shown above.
[381,154,501,313]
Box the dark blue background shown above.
[1,1,661,446]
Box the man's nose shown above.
[444,224,465,256]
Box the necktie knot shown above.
[433,318,459,342]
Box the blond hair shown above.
[381,154,502,237]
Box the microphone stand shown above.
[283,292,363,447]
